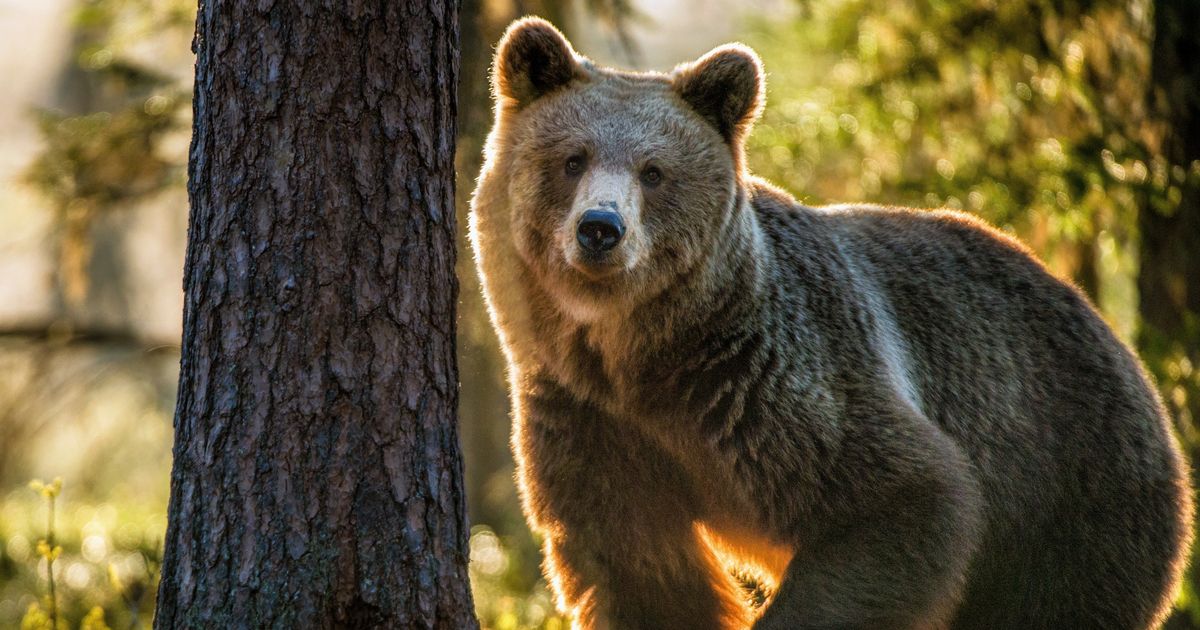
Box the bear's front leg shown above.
[516,376,750,630]
[752,404,982,630]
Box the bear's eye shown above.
[641,166,663,187]
[565,155,586,177]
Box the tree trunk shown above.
[1141,0,1200,436]
[1141,0,1200,428]
[155,2,476,628]
[1144,2,1200,627]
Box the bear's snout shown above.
[576,208,625,254]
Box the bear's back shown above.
[750,181,1187,627]
[749,180,1174,517]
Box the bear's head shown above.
[480,17,764,322]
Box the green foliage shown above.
[469,526,565,630]
[23,0,191,306]
[26,479,63,629]
[28,98,182,210]
[746,0,1157,337]
[1,479,162,629]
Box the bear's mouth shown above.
[567,248,627,280]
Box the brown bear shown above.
[469,17,1193,630]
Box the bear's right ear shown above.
[493,18,582,109]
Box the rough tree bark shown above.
[155,2,476,628]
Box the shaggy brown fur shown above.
[469,17,1193,630]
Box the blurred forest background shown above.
[0,0,1196,628]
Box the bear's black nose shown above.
[577,209,625,254]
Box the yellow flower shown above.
[28,477,63,499]
[35,540,62,561]
[107,563,123,592]
[19,602,51,630]
[80,607,112,630]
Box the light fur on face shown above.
[558,168,649,278]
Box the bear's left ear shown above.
[672,44,765,145]
[493,17,584,109]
